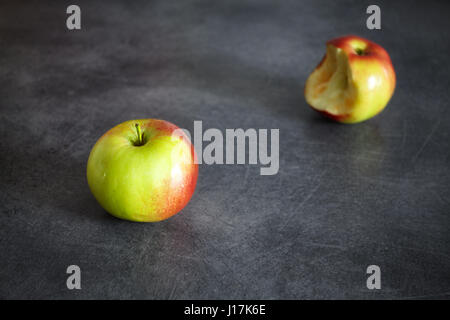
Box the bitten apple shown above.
[87,119,198,222]
[305,35,396,123]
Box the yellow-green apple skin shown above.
[304,35,396,123]
[87,119,198,222]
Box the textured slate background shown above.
[1,0,449,299]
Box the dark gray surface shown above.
[1,0,449,299]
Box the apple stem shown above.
[135,123,143,145]
[355,48,364,56]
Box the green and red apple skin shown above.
[305,35,396,123]
[87,119,198,222]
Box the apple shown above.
[87,119,198,222]
[304,35,396,123]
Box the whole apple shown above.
[87,119,198,222]
[304,35,396,123]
